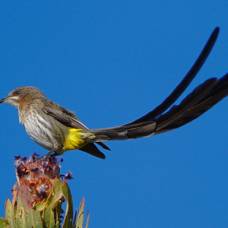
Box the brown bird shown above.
[0,27,227,159]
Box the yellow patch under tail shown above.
[63,128,95,151]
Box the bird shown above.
[0,27,227,159]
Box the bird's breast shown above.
[22,110,67,151]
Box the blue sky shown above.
[0,0,227,227]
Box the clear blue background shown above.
[0,1,227,227]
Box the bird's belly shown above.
[23,113,67,152]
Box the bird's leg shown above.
[47,150,58,157]
[35,151,56,161]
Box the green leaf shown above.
[43,207,56,228]
[4,200,14,228]
[75,199,85,228]
[85,214,90,228]
[74,199,89,228]
[0,218,9,228]
[35,179,73,228]
[61,181,73,228]
[16,198,43,228]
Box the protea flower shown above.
[0,154,89,228]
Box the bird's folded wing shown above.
[42,103,89,130]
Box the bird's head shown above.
[0,86,44,107]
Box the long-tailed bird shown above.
[0,27,227,159]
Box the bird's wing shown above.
[42,99,110,155]
[42,99,89,130]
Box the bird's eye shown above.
[10,90,20,96]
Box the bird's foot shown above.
[47,151,58,157]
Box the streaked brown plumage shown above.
[0,27,227,159]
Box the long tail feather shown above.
[156,74,228,133]
[126,27,220,125]
[89,28,226,148]
[92,74,228,141]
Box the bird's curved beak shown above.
[0,97,6,103]
[0,96,19,106]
